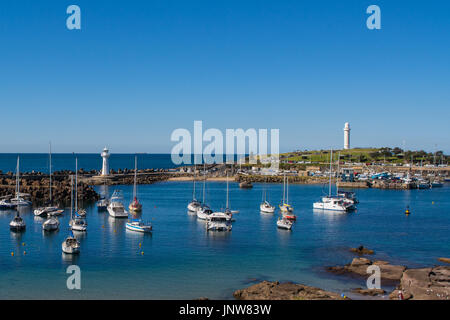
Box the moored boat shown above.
[125,219,152,233]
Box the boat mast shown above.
[70,175,73,220]
[286,175,289,205]
[49,142,52,205]
[282,173,286,204]
[75,157,78,212]
[226,172,229,209]
[329,149,333,197]
[133,155,137,200]
[336,151,340,195]
[16,156,20,196]
[202,164,206,204]
[193,165,196,201]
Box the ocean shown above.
[0,154,449,299]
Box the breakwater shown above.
[0,172,99,206]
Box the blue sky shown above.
[0,0,449,153]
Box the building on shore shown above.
[344,122,351,150]
[101,147,110,176]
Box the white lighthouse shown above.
[343,122,350,150]
[101,147,110,176]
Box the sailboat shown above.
[34,143,63,217]
[129,155,143,213]
[260,178,275,213]
[197,165,213,220]
[313,150,348,212]
[69,159,88,231]
[62,176,81,254]
[187,165,201,212]
[10,156,32,207]
[10,210,26,231]
[279,174,296,220]
[213,173,234,223]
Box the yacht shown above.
[69,159,89,230]
[126,219,152,233]
[42,215,60,231]
[260,178,275,213]
[214,174,234,222]
[279,174,296,220]
[416,178,430,189]
[0,198,17,210]
[97,197,109,211]
[9,212,26,231]
[206,212,232,232]
[108,190,129,218]
[431,180,443,188]
[276,217,293,230]
[62,234,80,254]
[313,149,349,212]
[129,155,143,213]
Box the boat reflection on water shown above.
[61,251,80,264]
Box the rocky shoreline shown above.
[233,246,450,300]
[0,173,99,206]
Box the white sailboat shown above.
[214,173,234,222]
[42,215,60,231]
[260,178,275,213]
[197,166,213,220]
[125,219,152,233]
[69,159,88,231]
[11,156,32,207]
[129,155,143,213]
[313,150,348,212]
[34,143,63,217]
[62,175,81,254]
[9,211,26,231]
[187,165,201,212]
[279,174,296,220]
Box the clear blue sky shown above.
[1,0,449,153]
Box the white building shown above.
[101,147,110,176]
[343,122,350,150]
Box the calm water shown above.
[0,181,449,299]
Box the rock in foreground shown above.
[327,258,405,281]
[233,281,346,300]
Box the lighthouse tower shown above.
[101,147,110,176]
[343,123,350,150]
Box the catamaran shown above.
[206,212,232,231]
[187,166,201,212]
[108,190,129,218]
[35,143,63,217]
[279,174,296,220]
[129,155,143,213]
[313,150,348,212]
[260,178,275,213]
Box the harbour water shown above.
[1,177,449,299]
